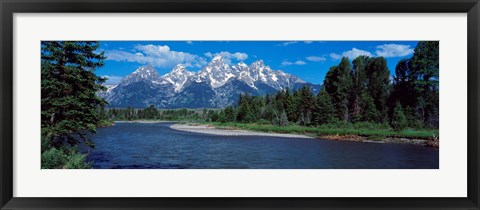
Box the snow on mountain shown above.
[101,55,319,108]
[232,61,255,88]
[119,64,161,86]
[195,55,236,88]
[161,64,194,92]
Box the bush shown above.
[65,152,91,169]
[41,147,91,169]
[41,147,66,169]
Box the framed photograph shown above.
[1,0,479,209]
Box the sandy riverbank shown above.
[170,123,436,147]
[170,124,313,139]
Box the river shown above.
[85,122,439,169]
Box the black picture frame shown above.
[1,0,479,209]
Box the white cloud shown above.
[330,53,342,60]
[204,51,248,64]
[281,41,298,46]
[294,60,306,65]
[282,60,306,66]
[330,48,373,60]
[280,41,314,46]
[330,44,414,61]
[342,48,373,60]
[105,44,207,68]
[306,56,326,62]
[204,52,213,58]
[102,75,123,85]
[375,44,414,58]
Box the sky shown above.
[96,41,419,85]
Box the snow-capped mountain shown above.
[161,64,194,92]
[194,55,237,88]
[100,55,321,108]
[120,64,161,86]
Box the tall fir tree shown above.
[41,41,106,149]
[312,87,336,125]
[324,57,353,122]
[365,57,391,123]
[350,56,369,122]
[410,41,439,128]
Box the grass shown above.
[199,122,438,140]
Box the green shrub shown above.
[65,152,91,169]
[41,148,66,169]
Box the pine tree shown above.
[41,41,106,149]
[324,57,353,122]
[391,102,408,131]
[350,56,369,122]
[360,92,378,122]
[297,86,314,125]
[312,88,335,125]
[224,105,236,122]
[410,41,439,128]
[365,57,391,122]
[144,105,157,119]
[284,89,297,122]
[279,110,289,127]
[236,93,256,123]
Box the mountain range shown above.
[100,55,321,108]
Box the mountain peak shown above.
[131,64,158,77]
[237,62,248,68]
[162,64,193,92]
[172,64,187,72]
[251,60,265,65]
[212,54,223,61]
[133,64,155,74]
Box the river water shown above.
[85,122,439,169]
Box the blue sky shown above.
[97,41,419,85]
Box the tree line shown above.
[100,106,217,121]
[213,41,439,130]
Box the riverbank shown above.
[183,122,439,147]
[170,124,314,139]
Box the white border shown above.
[13,13,467,197]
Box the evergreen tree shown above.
[279,110,289,127]
[360,92,378,122]
[391,102,408,131]
[41,41,106,149]
[410,41,439,128]
[312,87,336,125]
[236,93,256,123]
[224,105,236,122]
[144,105,157,119]
[324,57,353,122]
[365,57,391,122]
[297,86,314,125]
[350,56,369,122]
[284,89,297,122]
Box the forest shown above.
[213,41,439,131]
